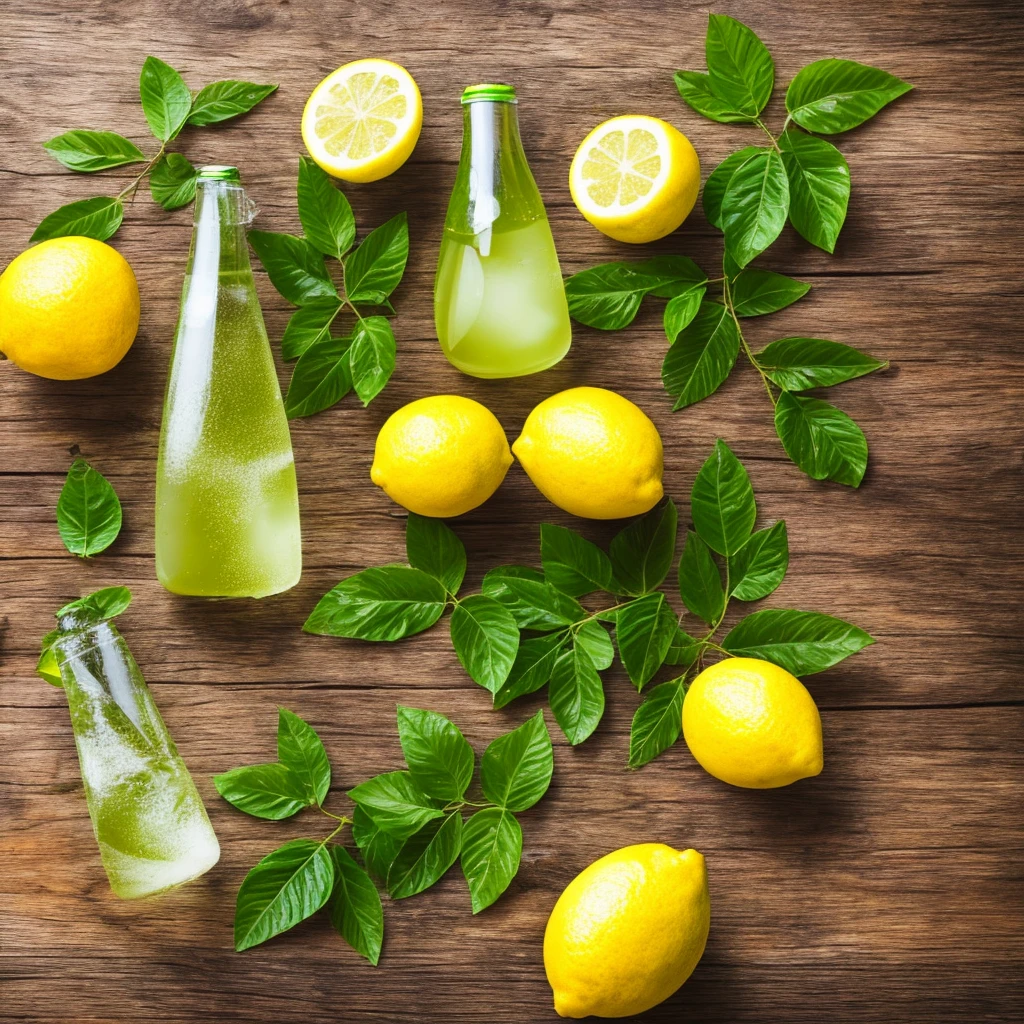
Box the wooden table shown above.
[2,1,1022,1020]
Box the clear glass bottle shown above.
[434,84,572,378]
[156,165,301,597]
[49,614,220,899]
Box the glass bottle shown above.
[434,84,572,378]
[49,613,220,899]
[156,165,301,598]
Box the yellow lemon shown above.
[370,395,512,517]
[683,657,824,789]
[301,58,422,183]
[0,236,140,380]
[512,387,663,519]
[544,843,710,1019]
[569,115,700,243]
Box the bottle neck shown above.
[188,179,254,278]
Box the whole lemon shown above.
[370,395,512,517]
[544,843,710,1018]
[683,657,824,788]
[512,387,663,519]
[0,237,140,380]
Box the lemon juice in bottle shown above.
[156,166,301,597]
[435,84,571,378]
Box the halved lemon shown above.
[569,115,700,243]
[301,58,422,183]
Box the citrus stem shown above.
[724,274,777,409]
[117,144,166,202]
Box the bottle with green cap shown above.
[155,165,302,597]
[434,84,572,378]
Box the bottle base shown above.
[156,565,302,600]
[446,348,570,380]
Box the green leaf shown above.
[280,299,343,361]
[328,847,383,965]
[548,644,604,745]
[564,257,706,330]
[56,459,122,557]
[691,439,756,556]
[662,299,740,410]
[284,334,352,419]
[678,531,725,625]
[705,13,774,117]
[664,628,701,667]
[349,315,396,406]
[277,707,331,806]
[702,147,761,229]
[480,709,553,812]
[615,592,677,690]
[778,129,851,254]
[756,337,887,391]
[344,212,409,304]
[728,521,789,601]
[786,58,913,134]
[149,152,197,210]
[663,284,708,342]
[248,230,337,305]
[347,770,443,840]
[481,568,586,630]
[304,566,447,641]
[628,677,687,768]
[31,197,123,242]
[396,706,474,802]
[297,155,356,259]
[387,812,463,899]
[575,619,614,671]
[139,56,192,142]
[722,608,874,674]
[540,524,615,597]
[186,80,278,127]
[674,71,756,123]
[352,806,403,880]
[43,130,146,172]
[720,148,789,268]
[460,808,522,914]
[450,594,520,693]
[213,763,310,820]
[36,636,62,687]
[492,632,567,710]
[609,499,678,596]
[234,839,334,951]
[731,268,810,317]
[55,586,132,626]
[406,513,466,595]
[774,391,868,487]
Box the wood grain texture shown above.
[1,0,1022,1021]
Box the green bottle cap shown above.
[197,165,241,181]
[461,83,517,105]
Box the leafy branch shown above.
[35,56,277,241]
[565,14,911,487]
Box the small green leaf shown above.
[284,334,353,419]
[628,677,687,768]
[352,806,404,880]
[346,771,444,840]
[213,763,309,820]
[730,268,810,318]
[691,439,757,557]
[609,499,678,596]
[665,628,701,667]
[186,80,278,127]
[349,315,396,406]
[705,14,774,117]
[406,513,466,595]
[36,637,62,687]
[31,197,124,242]
[139,56,192,142]
[540,524,615,597]
[663,283,708,342]
[149,152,197,210]
[492,633,567,710]
[396,706,474,802]
[280,299,343,361]
[277,708,331,806]
[328,846,383,965]
[56,459,122,557]
[548,644,604,745]
[778,129,851,254]
[720,147,789,268]
[786,58,912,134]
[297,155,356,259]
[615,592,677,690]
[774,392,868,487]
[480,709,553,812]
[674,71,756,123]
[248,230,337,305]
[304,566,447,641]
[54,586,132,626]
[722,608,874,675]
[481,568,586,630]
[387,812,463,900]
[460,808,522,914]
[678,531,725,624]
[344,212,409,303]
[43,130,146,172]
[575,619,614,671]
[756,337,886,391]
[702,147,762,229]
[450,595,520,693]
[728,521,789,601]
[662,299,740,410]
[234,839,334,951]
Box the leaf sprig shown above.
[36,56,277,241]
[217,706,554,957]
[56,458,122,557]
[248,157,409,416]
[565,14,910,487]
